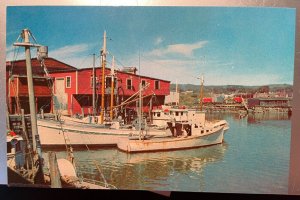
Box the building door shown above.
[54,78,68,112]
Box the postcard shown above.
[3,5,297,195]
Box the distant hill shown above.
[170,84,293,94]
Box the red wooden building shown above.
[202,97,213,103]
[6,58,76,114]
[6,57,170,118]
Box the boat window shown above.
[175,112,179,116]
[157,112,161,117]
[206,130,209,132]
[194,124,198,128]
[181,112,183,116]
[201,130,204,134]
[153,112,156,116]
[90,76,99,88]
[105,77,116,88]
[141,80,146,87]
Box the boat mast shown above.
[100,31,107,124]
[14,29,39,151]
[92,53,96,117]
[175,80,178,106]
[13,28,45,182]
[199,75,204,111]
[110,56,115,120]
[138,52,142,140]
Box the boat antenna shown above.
[198,74,204,111]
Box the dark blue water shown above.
[51,112,291,194]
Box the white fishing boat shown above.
[117,111,227,153]
[117,75,229,153]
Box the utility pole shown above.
[110,56,115,120]
[100,31,107,124]
[92,53,96,117]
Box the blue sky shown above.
[6,6,296,86]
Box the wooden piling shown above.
[41,109,44,119]
[6,108,10,130]
[48,151,62,188]
[81,108,84,118]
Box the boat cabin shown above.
[152,107,206,128]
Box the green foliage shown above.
[170,84,293,94]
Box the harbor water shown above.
[45,112,291,194]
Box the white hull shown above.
[37,119,168,136]
[117,126,224,153]
[37,120,172,147]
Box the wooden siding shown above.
[9,77,52,97]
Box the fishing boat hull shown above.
[37,121,173,149]
[117,126,225,153]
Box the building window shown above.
[127,79,132,90]
[155,80,160,90]
[141,80,146,87]
[106,77,112,88]
[66,76,71,88]
[90,76,99,88]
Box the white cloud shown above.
[124,49,287,86]
[6,45,35,61]
[147,40,208,58]
[46,43,98,68]
[49,43,90,59]
[154,36,163,46]
[6,43,97,68]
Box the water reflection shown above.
[246,112,291,124]
[52,143,227,190]
[43,111,290,193]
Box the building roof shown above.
[6,57,170,83]
[77,67,171,83]
[6,57,77,73]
